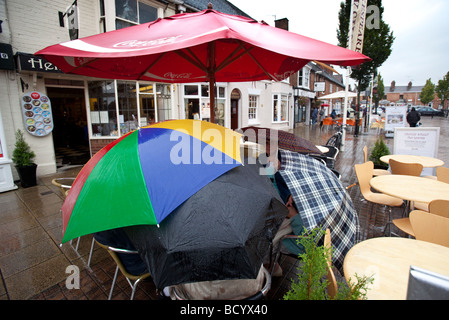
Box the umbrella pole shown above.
[209,76,215,124]
[208,42,215,124]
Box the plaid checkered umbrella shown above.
[278,149,360,271]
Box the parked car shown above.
[416,106,444,116]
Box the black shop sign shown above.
[16,52,63,74]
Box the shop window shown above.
[88,80,172,137]
[117,81,138,135]
[185,85,199,96]
[115,0,158,30]
[156,84,172,122]
[248,95,258,122]
[298,66,311,89]
[183,84,225,126]
[273,94,289,123]
[88,81,118,137]
[138,83,155,126]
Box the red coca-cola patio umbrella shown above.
[36,7,370,123]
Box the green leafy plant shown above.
[283,227,373,300]
[368,137,390,167]
[12,129,36,167]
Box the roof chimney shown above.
[275,18,289,31]
[407,81,412,90]
[390,80,395,92]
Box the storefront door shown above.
[46,87,90,168]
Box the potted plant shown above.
[369,137,390,170]
[12,129,37,188]
[283,228,373,300]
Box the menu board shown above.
[21,91,54,137]
[394,127,440,176]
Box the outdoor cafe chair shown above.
[51,177,75,198]
[362,146,391,176]
[52,177,87,252]
[325,131,342,150]
[94,239,151,300]
[324,228,338,299]
[273,227,340,299]
[388,159,424,212]
[410,210,449,248]
[354,161,404,236]
[437,166,449,184]
[310,145,339,170]
[52,177,97,265]
[393,200,449,238]
[416,168,449,211]
[389,159,423,176]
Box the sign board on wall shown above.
[21,92,54,137]
[394,127,440,176]
[314,82,325,92]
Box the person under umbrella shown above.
[273,149,360,272]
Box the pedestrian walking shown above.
[406,107,421,127]
[311,107,318,125]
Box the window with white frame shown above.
[297,66,311,89]
[114,0,158,30]
[248,95,258,122]
[88,80,172,137]
[183,84,226,126]
[272,94,289,122]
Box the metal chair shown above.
[94,239,151,300]
[355,161,404,236]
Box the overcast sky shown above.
[228,0,449,87]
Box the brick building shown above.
[274,19,345,125]
[384,81,442,108]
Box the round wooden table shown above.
[380,154,444,168]
[344,237,449,300]
[370,174,449,204]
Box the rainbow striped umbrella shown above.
[61,120,242,243]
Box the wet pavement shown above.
[1,116,448,300]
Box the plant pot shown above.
[16,163,37,188]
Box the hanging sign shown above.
[21,91,54,137]
[349,0,368,53]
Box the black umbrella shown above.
[125,162,288,289]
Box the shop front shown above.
[294,87,316,126]
[11,53,177,173]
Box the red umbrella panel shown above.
[36,9,370,122]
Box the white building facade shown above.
[0,0,294,185]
